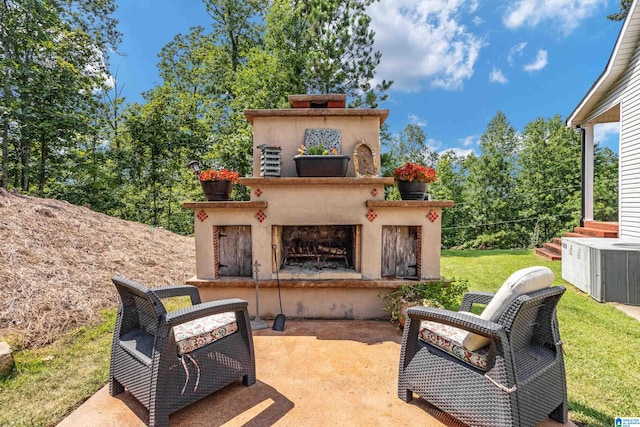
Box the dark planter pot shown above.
[200,180,233,201]
[294,155,350,177]
[397,180,428,200]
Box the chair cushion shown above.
[419,320,489,371]
[173,312,238,355]
[463,266,554,351]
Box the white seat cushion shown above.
[463,266,554,351]
[173,312,238,355]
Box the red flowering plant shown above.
[198,168,240,183]
[393,162,437,183]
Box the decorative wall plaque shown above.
[304,128,341,153]
[353,141,378,177]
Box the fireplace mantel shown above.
[240,177,394,186]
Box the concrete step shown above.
[573,226,618,238]
[534,247,562,261]
[583,221,619,232]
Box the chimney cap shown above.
[288,94,346,109]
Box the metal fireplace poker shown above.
[250,260,268,330]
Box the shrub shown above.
[379,278,469,325]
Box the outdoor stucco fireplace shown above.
[183,94,453,320]
[274,225,360,276]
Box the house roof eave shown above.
[567,0,640,128]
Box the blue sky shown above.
[109,0,624,155]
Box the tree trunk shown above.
[38,137,46,196]
[1,1,12,189]
[1,115,8,189]
[20,138,29,191]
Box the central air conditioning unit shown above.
[562,237,640,305]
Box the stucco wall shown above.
[247,113,386,177]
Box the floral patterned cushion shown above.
[419,320,489,371]
[173,312,238,355]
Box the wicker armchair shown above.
[109,276,256,427]
[398,267,568,427]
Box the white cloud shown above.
[472,16,484,26]
[508,42,527,66]
[459,135,478,147]
[440,147,476,157]
[105,75,116,89]
[594,122,620,146]
[468,0,480,13]
[409,114,427,127]
[368,0,484,91]
[523,49,548,72]
[427,138,443,154]
[503,0,606,34]
[489,68,508,84]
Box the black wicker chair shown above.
[109,276,256,427]
[398,268,568,427]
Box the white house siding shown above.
[581,40,640,238]
[620,41,640,239]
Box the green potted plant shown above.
[379,278,468,328]
[393,162,437,200]
[294,144,350,177]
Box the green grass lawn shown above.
[1,250,638,426]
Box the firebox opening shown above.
[275,225,360,275]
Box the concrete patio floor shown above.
[58,320,576,427]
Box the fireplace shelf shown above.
[183,201,268,209]
[184,199,453,210]
[366,200,454,208]
[186,277,441,289]
[240,177,394,186]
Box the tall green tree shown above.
[305,0,391,107]
[594,145,619,221]
[608,0,632,21]
[236,0,392,109]
[465,111,522,248]
[381,123,437,176]
[0,0,120,193]
[516,115,582,247]
[122,90,177,228]
[203,0,265,72]
[430,151,474,247]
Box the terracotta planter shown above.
[294,155,350,177]
[398,300,421,329]
[397,180,427,200]
[200,180,233,201]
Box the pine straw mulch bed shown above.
[0,189,196,349]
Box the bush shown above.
[379,278,469,325]
[463,230,526,249]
